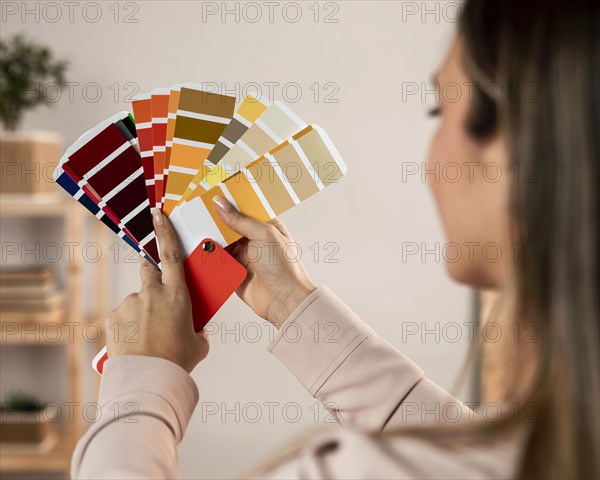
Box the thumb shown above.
[212,195,273,241]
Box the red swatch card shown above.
[132,94,155,207]
[151,89,170,209]
[92,237,247,374]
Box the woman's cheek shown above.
[426,122,465,227]
[426,123,497,287]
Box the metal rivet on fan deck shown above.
[202,241,215,253]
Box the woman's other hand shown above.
[105,210,209,373]
[213,195,316,329]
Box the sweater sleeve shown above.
[268,285,473,432]
[71,355,199,480]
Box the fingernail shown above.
[212,195,232,212]
[152,209,164,226]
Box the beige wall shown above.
[1,1,472,478]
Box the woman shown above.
[72,1,599,479]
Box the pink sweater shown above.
[72,286,523,479]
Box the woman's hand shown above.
[213,195,316,329]
[105,211,209,373]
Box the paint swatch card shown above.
[55,164,152,263]
[61,118,160,263]
[131,94,155,206]
[178,94,271,201]
[56,88,347,348]
[162,84,182,209]
[182,100,307,205]
[162,84,236,215]
[170,125,346,257]
[151,88,170,208]
[217,101,307,175]
[54,113,157,264]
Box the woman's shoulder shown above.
[263,425,525,480]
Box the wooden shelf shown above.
[0,439,70,473]
[0,190,108,475]
[1,323,68,346]
[0,308,64,325]
[0,313,104,346]
[0,192,71,217]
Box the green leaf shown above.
[0,34,69,131]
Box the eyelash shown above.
[428,106,441,117]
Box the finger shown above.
[195,329,211,360]
[231,237,259,270]
[268,217,292,239]
[152,209,186,287]
[196,328,210,343]
[212,195,276,241]
[139,256,161,290]
[230,241,251,269]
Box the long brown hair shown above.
[460,0,599,478]
[245,2,599,478]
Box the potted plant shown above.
[0,392,58,452]
[0,34,68,194]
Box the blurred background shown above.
[0,1,488,479]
